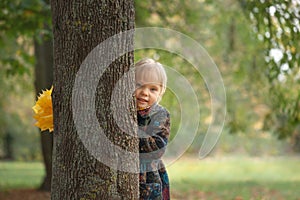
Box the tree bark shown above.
[34,33,53,191]
[50,0,137,199]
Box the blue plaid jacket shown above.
[138,104,170,200]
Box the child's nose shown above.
[141,87,149,95]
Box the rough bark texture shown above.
[51,0,137,199]
[34,34,53,192]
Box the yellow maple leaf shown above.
[32,86,53,132]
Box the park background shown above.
[0,0,300,199]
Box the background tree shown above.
[50,0,138,199]
[240,0,300,149]
[0,0,53,190]
[135,0,270,154]
[34,25,53,191]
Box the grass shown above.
[0,161,45,190]
[167,156,300,199]
[1,156,300,199]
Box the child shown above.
[134,58,171,200]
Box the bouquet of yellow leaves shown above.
[32,86,54,132]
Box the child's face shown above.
[134,77,162,109]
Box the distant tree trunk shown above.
[292,125,300,152]
[223,17,236,63]
[3,131,13,160]
[228,17,235,52]
[34,30,53,191]
[50,0,138,199]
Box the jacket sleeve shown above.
[138,109,170,160]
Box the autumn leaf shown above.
[32,86,53,132]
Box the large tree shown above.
[50,0,138,199]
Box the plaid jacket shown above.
[138,103,170,200]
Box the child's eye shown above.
[150,87,158,91]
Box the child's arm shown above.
[139,109,170,160]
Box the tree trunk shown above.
[50,0,138,199]
[3,131,14,160]
[34,33,53,191]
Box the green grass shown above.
[167,156,300,199]
[0,161,45,190]
[1,157,300,199]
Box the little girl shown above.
[134,58,170,200]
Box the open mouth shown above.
[137,98,148,103]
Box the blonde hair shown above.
[135,58,167,97]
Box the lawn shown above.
[1,156,300,199]
[0,161,45,190]
[168,156,300,199]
